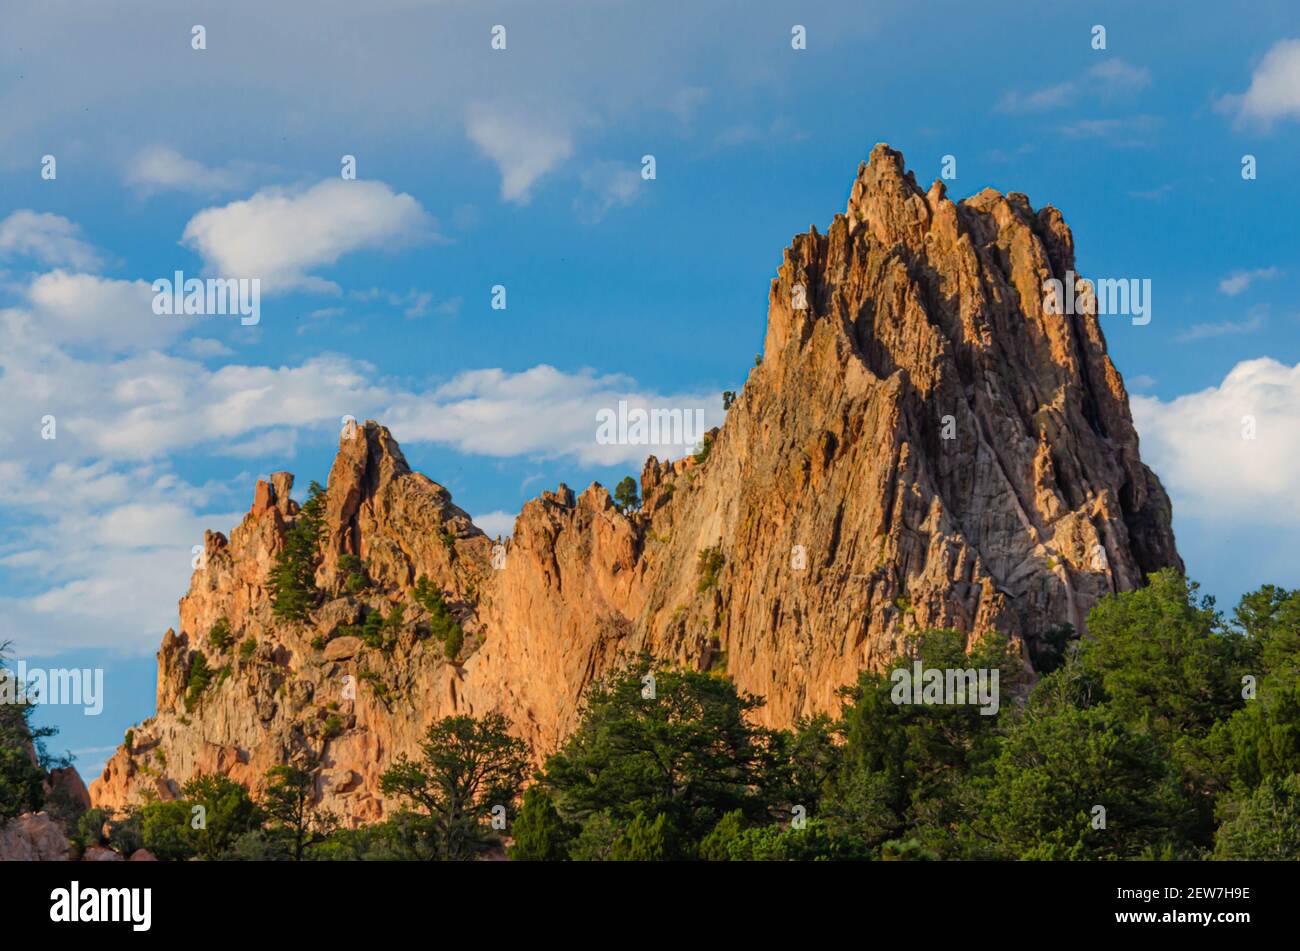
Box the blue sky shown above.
[2,0,1298,777]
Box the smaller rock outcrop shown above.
[0,813,71,861]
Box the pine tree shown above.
[508,787,573,860]
[613,476,639,513]
[270,481,327,622]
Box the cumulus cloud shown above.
[181,179,437,291]
[12,270,182,353]
[1132,358,1300,523]
[382,364,724,466]
[2,287,724,470]
[0,353,723,653]
[125,146,254,197]
[466,110,574,204]
[473,510,518,539]
[0,211,105,271]
[0,250,724,656]
[0,458,242,655]
[1218,38,1300,127]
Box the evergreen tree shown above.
[541,656,787,846]
[270,481,328,622]
[508,787,574,861]
[379,713,529,860]
[964,671,1198,860]
[414,575,465,658]
[613,476,639,513]
[610,812,673,860]
[1214,774,1300,859]
[181,773,264,861]
[0,642,57,821]
[262,760,336,861]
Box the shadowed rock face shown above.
[90,145,1180,824]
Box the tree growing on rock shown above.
[270,480,328,622]
[613,476,639,514]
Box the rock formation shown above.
[0,813,71,861]
[90,144,1180,824]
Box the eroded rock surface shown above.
[90,145,1179,824]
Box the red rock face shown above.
[90,145,1180,823]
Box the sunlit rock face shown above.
[91,145,1180,824]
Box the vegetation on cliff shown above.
[269,480,327,622]
[65,570,1300,861]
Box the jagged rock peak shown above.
[90,146,1181,826]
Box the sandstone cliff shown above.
[90,144,1180,823]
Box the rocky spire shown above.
[90,146,1180,823]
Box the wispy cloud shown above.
[1060,115,1160,146]
[1177,306,1267,342]
[125,146,257,197]
[996,59,1150,114]
[575,160,644,222]
[1219,267,1279,296]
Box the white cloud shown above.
[125,146,252,197]
[0,300,723,654]
[1,293,722,469]
[466,109,574,204]
[1219,38,1300,127]
[1132,358,1300,523]
[383,364,724,466]
[473,510,517,539]
[181,179,436,291]
[0,211,105,271]
[13,270,182,353]
[348,286,436,319]
[1219,267,1279,296]
[0,458,242,655]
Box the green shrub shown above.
[339,554,369,594]
[693,433,713,464]
[185,652,214,712]
[414,576,465,658]
[208,617,234,652]
[444,625,464,661]
[359,610,387,650]
[697,546,725,593]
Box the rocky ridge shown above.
[89,144,1180,824]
